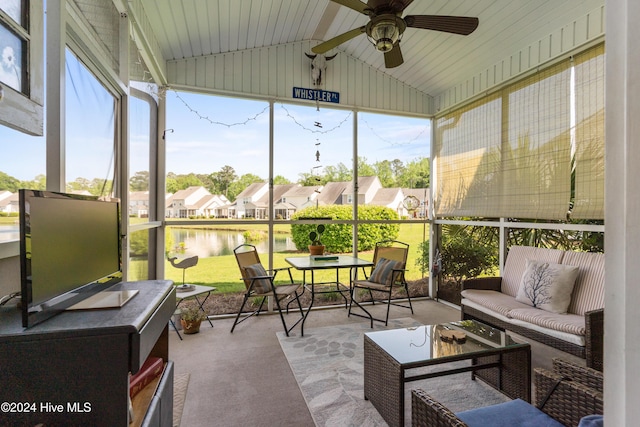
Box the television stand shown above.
[0,280,175,426]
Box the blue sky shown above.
[165,90,431,182]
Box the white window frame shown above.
[0,0,44,136]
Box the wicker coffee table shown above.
[363,320,531,427]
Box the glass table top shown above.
[365,320,524,365]
[285,255,373,270]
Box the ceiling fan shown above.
[312,0,479,68]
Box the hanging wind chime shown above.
[312,120,323,183]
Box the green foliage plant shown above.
[243,229,267,242]
[180,305,207,322]
[440,229,496,287]
[291,205,399,253]
[309,224,325,246]
[129,230,149,257]
[415,239,431,275]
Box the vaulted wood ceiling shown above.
[139,0,604,100]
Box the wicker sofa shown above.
[460,246,604,370]
[411,358,603,427]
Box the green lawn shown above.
[157,222,429,294]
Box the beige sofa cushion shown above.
[508,307,586,336]
[461,289,532,317]
[502,246,565,297]
[515,260,579,314]
[562,251,605,315]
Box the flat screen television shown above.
[19,190,130,328]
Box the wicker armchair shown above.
[411,358,603,427]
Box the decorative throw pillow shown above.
[515,259,579,314]
[369,258,404,286]
[243,263,272,294]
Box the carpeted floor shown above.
[277,318,510,427]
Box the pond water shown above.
[168,228,297,258]
[0,225,19,243]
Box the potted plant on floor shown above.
[308,224,326,255]
[180,305,208,334]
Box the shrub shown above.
[242,229,266,242]
[415,239,431,274]
[291,205,400,253]
[129,230,149,257]
[440,231,496,287]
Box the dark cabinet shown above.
[0,280,175,426]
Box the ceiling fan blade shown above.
[384,43,403,68]
[330,0,369,15]
[312,26,366,54]
[367,0,414,14]
[404,15,479,36]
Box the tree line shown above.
[0,156,430,201]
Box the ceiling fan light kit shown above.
[367,15,406,52]
[312,0,479,68]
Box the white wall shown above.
[434,5,605,113]
[166,40,433,116]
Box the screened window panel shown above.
[502,61,572,220]
[572,44,605,220]
[435,61,572,220]
[434,94,502,217]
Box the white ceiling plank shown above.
[141,0,605,110]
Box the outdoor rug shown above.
[173,373,190,427]
[277,318,511,427]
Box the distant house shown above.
[244,184,298,219]
[159,180,429,220]
[274,185,322,219]
[315,181,349,206]
[342,176,383,205]
[0,191,17,214]
[370,187,405,215]
[129,191,150,217]
[167,186,217,218]
[200,194,230,218]
[228,182,269,218]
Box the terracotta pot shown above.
[308,245,325,255]
[180,319,202,334]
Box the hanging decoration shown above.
[279,103,350,134]
[173,91,270,127]
[304,53,338,87]
[312,116,323,182]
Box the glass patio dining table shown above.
[284,255,374,336]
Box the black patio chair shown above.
[230,244,304,336]
[348,240,413,327]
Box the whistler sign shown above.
[292,87,340,104]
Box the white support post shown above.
[45,2,66,192]
[604,0,640,424]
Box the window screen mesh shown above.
[434,45,606,221]
[435,62,571,219]
[434,93,502,217]
[501,60,572,220]
[572,44,605,220]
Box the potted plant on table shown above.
[180,305,208,334]
[308,224,326,255]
